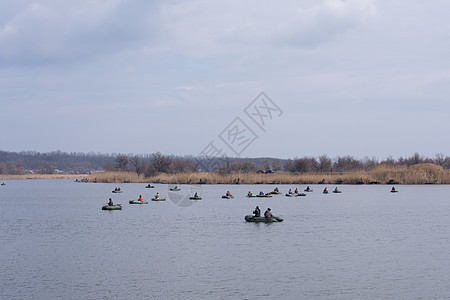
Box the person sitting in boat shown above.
[118,187,121,191]
[194,192,198,198]
[247,191,253,196]
[264,208,273,219]
[108,198,113,206]
[226,191,231,196]
[294,188,298,194]
[155,192,160,199]
[391,187,396,192]
[253,206,261,217]
[138,195,144,202]
[274,187,279,192]
[334,187,339,192]
[323,187,328,193]
[114,187,118,191]
[259,191,264,195]
[288,188,293,194]
[306,186,311,191]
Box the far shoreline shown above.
[2,163,449,185]
[0,174,86,180]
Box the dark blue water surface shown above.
[1,180,449,299]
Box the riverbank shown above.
[84,164,450,184]
[0,174,86,180]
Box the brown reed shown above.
[85,164,450,184]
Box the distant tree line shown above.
[0,150,115,174]
[0,150,449,175]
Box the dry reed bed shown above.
[87,164,450,184]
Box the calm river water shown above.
[1,179,449,299]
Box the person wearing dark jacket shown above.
[253,206,261,217]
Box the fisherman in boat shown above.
[108,198,114,206]
[334,187,339,192]
[155,192,160,199]
[391,187,396,192]
[274,187,279,192]
[294,188,298,194]
[226,191,231,196]
[288,188,293,194]
[323,187,328,193]
[306,186,311,191]
[138,195,144,202]
[253,206,261,217]
[114,187,118,191]
[194,192,199,198]
[247,191,253,196]
[259,191,264,195]
[264,208,273,219]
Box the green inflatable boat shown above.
[152,197,166,201]
[245,215,283,222]
[129,200,149,204]
[222,195,234,199]
[285,193,306,197]
[102,204,122,210]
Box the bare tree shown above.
[318,155,332,172]
[272,159,282,171]
[115,154,129,170]
[130,155,145,178]
[145,152,173,176]
[333,156,362,172]
[435,153,445,166]
[290,157,316,173]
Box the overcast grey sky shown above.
[1,0,449,159]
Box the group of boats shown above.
[102,184,398,222]
[246,186,343,197]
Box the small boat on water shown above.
[270,191,282,195]
[170,188,181,191]
[390,190,399,193]
[244,215,283,222]
[145,184,154,188]
[285,193,306,197]
[152,197,166,201]
[189,197,202,200]
[129,200,149,204]
[332,190,342,193]
[246,194,257,197]
[222,195,234,199]
[256,194,272,198]
[112,190,122,193]
[323,191,329,194]
[102,204,122,210]
[1,183,5,186]
[304,189,313,192]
